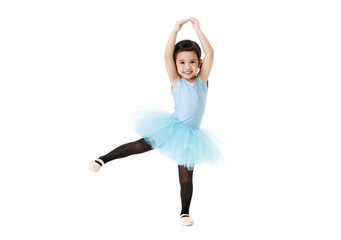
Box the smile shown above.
[183,71,193,75]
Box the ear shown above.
[199,59,203,68]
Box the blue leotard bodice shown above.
[171,77,208,129]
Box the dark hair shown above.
[173,40,201,62]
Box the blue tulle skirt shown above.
[130,108,225,170]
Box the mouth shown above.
[183,71,193,75]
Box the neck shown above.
[182,76,197,82]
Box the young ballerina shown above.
[88,18,224,226]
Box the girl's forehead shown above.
[176,51,198,60]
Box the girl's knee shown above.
[134,138,153,152]
[179,177,192,185]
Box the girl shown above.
[88,18,224,226]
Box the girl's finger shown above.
[179,20,189,26]
[189,17,198,23]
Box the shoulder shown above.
[171,76,182,89]
[197,74,208,86]
[197,76,208,88]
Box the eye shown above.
[180,61,185,64]
[191,61,196,64]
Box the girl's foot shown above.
[88,159,105,172]
[180,214,194,226]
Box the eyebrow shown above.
[178,59,197,62]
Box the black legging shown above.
[98,138,194,215]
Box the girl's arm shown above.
[165,19,189,86]
[189,18,214,84]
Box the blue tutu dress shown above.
[131,77,224,170]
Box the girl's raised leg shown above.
[89,138,153,172]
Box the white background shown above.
[1,0,340,239]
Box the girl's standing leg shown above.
[178,165,194,215]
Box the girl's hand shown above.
[173,19,189,32]
[189,17,200,32]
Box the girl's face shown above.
[175,51,200,81]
